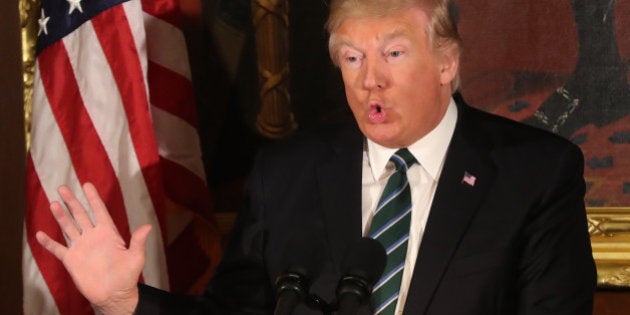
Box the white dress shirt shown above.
[361,98,457,314]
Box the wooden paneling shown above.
[594,291,630,315]
[0,0,25,313]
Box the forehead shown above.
[334,7,430,46]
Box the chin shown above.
[361,124,400,147]
[366,132,402,148]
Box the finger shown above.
[83,183,118,233]
[58,185,94,229]
[36,231,68,261]
[50,201,81,240]
[128,224,152,260]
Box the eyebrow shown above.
[334,38,364,55]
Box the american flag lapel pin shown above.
[462,171,476,187]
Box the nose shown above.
[362,58,388,90]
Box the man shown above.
[37,0,597,314]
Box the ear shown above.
[438,42,460,86]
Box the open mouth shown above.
[368,103,387,123]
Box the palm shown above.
[36,183,150,312]
[61,220,145,305]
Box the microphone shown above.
[336,238,387,315]
[274,233,324,315]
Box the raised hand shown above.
[36,183,151,314]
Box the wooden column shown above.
[251,0,297,138]
[0,0,26,312]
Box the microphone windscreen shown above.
[341,238,387,286]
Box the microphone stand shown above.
[305,294,333,315]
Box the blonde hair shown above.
[326,0,463,90]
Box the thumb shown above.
[128,224,152,257]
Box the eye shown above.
[340,52,363,69]
[389,50,403,58]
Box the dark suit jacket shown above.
[136,97,597,314]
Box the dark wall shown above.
[0,0,25,312]
[288,0,349,129]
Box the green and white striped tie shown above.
[369,148,416,315]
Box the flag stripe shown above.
[144,13,191,80]
[29,63,84,196]
[23,232,61,315]
[160,157,212,216]
[141,0,185,31]
[152,106,206,180]
[149,61,198,127]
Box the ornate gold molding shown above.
[20,0,40,151]
[251,0,297,139]
[587,207,630,288]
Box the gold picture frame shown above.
[588,207,630,288]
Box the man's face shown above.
[334,7,457,148]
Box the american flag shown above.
[462,171,476,187]
[23,0,218,313]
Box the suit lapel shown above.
[403,103,497,314]
[317,122,365,269]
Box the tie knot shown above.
[391,148,416,172]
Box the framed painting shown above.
[456,0,630,287]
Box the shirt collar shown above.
[367,98,458,180]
